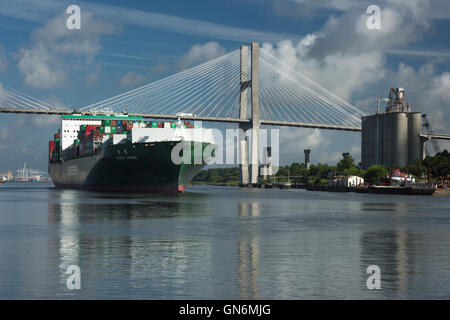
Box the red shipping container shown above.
[49,141,55,159]
[157,122,164,128]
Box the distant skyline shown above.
[0,0,450,171]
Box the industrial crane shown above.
[422,114,441,155]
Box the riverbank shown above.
[434,188,450,196]
[192,181,239,187]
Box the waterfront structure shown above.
[329,175,364,187]
[261,147,273,179]
[304,149,311,169]
[361,88,423,169]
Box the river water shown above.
[0,182,449,299]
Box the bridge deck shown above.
[0,108,361,131]
[2,108,449,136]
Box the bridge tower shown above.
[239,42,260,186]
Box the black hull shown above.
[49,141,211,193]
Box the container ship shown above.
[48,113,215,193]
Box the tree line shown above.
[192,150,450,186]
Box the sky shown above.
[0,0,449,171]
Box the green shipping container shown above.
[151,122,158,128]
[99,126,105,133]
[104,120,111,126]
[111,127,117,133]
[170,122,175,128]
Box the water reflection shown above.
[237,202,260,299]
[360,229,419,298]
[361,201,417,213]
[2,184,448,299]
[47,189,213,298]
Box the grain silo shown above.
[361,88,423,169]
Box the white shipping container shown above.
[105,127,111,133]
[112,134,127,145]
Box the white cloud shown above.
[17,12,118,89]
[18,43,65,89]
[31,115,60,128]
[0,45,7,72]
[0,0,298,43]
[0,83,5,105]
[261,40,386,101]
[261,0,450,161]
[392,62,450,133]
[119,72,147,89]
[177,42,227,70]
[118,63,168,89]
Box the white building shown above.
[330,175,364,187]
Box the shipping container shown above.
[49,141,55,160]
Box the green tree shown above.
[364,165,388,184]
[337,154,355,172]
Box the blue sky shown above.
[0,0,450,171]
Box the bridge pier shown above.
[239,43,260,186]
[239,45,250,185]
[250,42,260,185]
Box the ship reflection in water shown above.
[47,189,214,299]
[0,184,449,299]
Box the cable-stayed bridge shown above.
[0,42,448,184]
[0,43,364,131]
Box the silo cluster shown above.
[361,88,423,169]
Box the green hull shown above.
[49,141,213,193]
